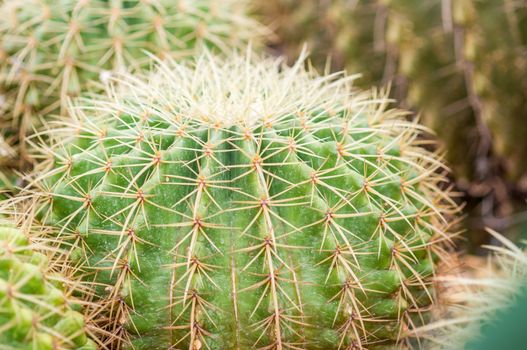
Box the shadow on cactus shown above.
[24,52,459,349]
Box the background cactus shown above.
[0,0,265,180]
[414,229,527,349]
[455,0,527,181]
[24,52,458,349]
[257,0,527,245]
[0,134,16,198]
[0,219,97,349]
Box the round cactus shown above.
[0,0,265,167]
[0,221,97,349]
[27,53,457,349]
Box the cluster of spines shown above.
[0,219,97,349]
[24,54,457,349]
[412,229,527,349]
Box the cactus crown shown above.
[28,52,457,349]
[0,220,96,349]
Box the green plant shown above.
[466,286,527,350]
[0,0,265,167]
[26,52,457,349]
[0,220,97,349]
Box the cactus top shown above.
[29,52,457,349]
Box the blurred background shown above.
[255,0,527,251]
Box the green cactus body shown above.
[0,222,96,349]
[0,0,265,173]
[29,54,455,349]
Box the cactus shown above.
[466,286,527,350]
[0,0,265,171]
[381,0,480,182]
[0,220,97,349]
[24,52,458,349]
[257,0,477,181]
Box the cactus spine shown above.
[25,53,457,349]
[0,220,97,349]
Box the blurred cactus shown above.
[466,285,527,350]
[415,229,527,349]
[454,0,527,181]
[259,0,527,179]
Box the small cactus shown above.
[0,220,97,349]
[25,52,458,349]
